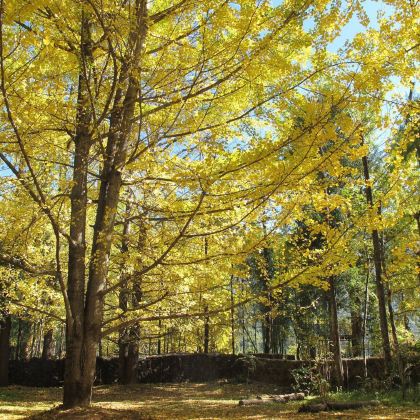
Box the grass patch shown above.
[326,387,420,407]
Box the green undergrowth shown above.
[310,387,420,406]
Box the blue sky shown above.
[328,0,394,51]
[269,0,394,52]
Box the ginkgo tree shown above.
[0,0,418,409]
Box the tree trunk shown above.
[62,1,148,407]
[204,305,210,353]
[230,275,235,355]
[0,315,11,386]
[263,313,271,354]
[20,320,33,361]
[262,247,273,354]
[42,329,54,360]
[63,9,93,408]
[350,307,363,357]
[362,261,370,378]
[118,205,141,385]
[119,325,140,384]
[361,154,392,372]
[157,319,162,355]
[328,277,343,387]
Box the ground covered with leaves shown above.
[0,382,419,419]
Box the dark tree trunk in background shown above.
[204,305,210,353]
[118,206,142,385]
[351,307,363,357]
[20,320,33,361]
[118,286,141,385]
[203,238,210,354]
[0,315,11,386]
[157,319,162,355]
[230,275,235,354]
[261,247,274,353]
[362,261,370,378]
[361,154,392,373]
[328,277,343,387]
[42,329,54,360]
[119,326,140,384]
[263,312,271,354]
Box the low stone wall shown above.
[7,354,419,388]
[9,358,65,387]
[136,355,390,388]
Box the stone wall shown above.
[8,354,419,388]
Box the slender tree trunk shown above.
[350,307,363,357]
[362,260,370,378]
[230,275,235,355]
[118,205,131,383]
[263,312,271,354]
[42,329,54,360]
[0,315,11,386]
[262,247,273,354]
[381,238,406,397]
[361,154,392,373]
[29,322,37,359]
[118,205,141,384]
[204,305,209,353]
[15,319,21,360]
[327,277,344,387]
[157,319,162,355]
[20,320,32,361]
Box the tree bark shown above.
[362,260,370,378]
[230,275,235,355]
[62,8,94,408]
[204,305,210,353]
[0,315,11,386]
[327,277,343,387]
[350,307,363,357]
[262,247,273,354]
[118,204,141,384]
[361,154,392,373]
[42,328,54,360]
[19,320,32,361]
[62,1,148,408]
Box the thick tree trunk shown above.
[63,1,147,407]
[0,315,11,386]
[42,329,54,360]
[361,154,392,372]
[63,9,93,408]
[327,277,343,387]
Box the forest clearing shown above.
[1,382,420,420]
[0,0,419,418]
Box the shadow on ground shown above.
[0,382,419,419]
